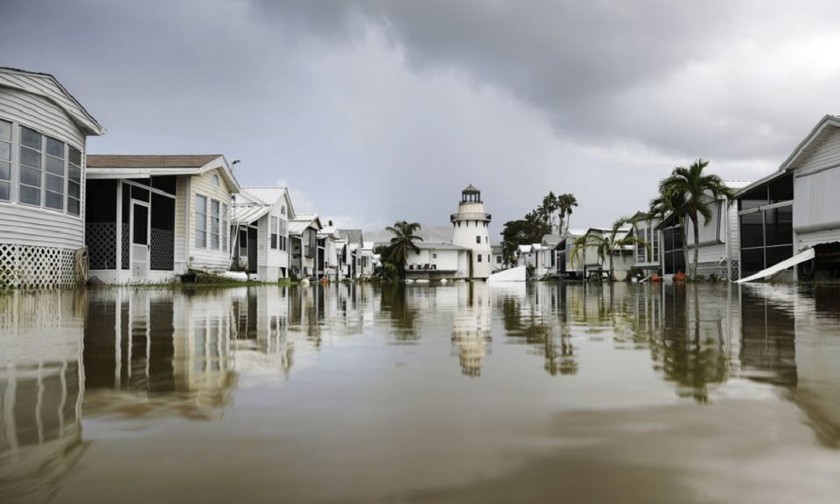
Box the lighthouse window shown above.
[476,235,480,244]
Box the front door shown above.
[131,201,150,279]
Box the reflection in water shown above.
[791,286,840,447]
[501,284,578,376]
[0,291,86,504]
[648,284,733,403]
[2,282,840,503]
[83,289,236,419]
[380,283,421,341]
[451,283,491,377]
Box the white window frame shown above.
[195,194,207,248]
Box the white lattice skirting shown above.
[694,259,740,281]
[0,243,86,289]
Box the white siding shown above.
[685,201,723,248]
[174,177,189,272]
[0,204,83,248]
[727,202,740,258]
[0,83,87,146]
[693,243,727,264]
[187,169,234,272]
[797,129,840,176]
[0,71,98,133]
[794,168,840,234]
[0,88,87,249]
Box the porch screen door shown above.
[131,202,150,279]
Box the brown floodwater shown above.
[1,282,839,503]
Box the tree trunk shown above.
[692,213,700,279]
[680,217,689,277]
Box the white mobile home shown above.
[405,242,470,280]
[336,229,364,280]
[735,114,840,281]
[781,115,840,272]
[231,186,293,281]
[0,67,104,288]
[289,214,322,279]
[85,155,240,284]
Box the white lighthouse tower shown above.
[451,185,492,279]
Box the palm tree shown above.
[571,217,649,281]
[539,191,559,232]
[557,193,578,235]
[659,159,734,278]
[385,221,423,279]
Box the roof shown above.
[365,225,453,244]
[541,234,563,248]
[462,184,480,193]
[414,242,470,251]
[241,186,294,217]
[734,169,791,198]
[779,114,840,172]
[0,67,104,136]
[336,229,364,244]
[232,204,270,224]
[87,154,220,168]
[86,154,240,192]
[289,214,322,235]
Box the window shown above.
[0,121,83,214]
[485,236,488,243]
[477,254,482,262]
[44,136,65,210]
[0,120,11,201]
[210,200,220,249]
[68,146,81,215]
[496,255,502,264]
[19,126,42,206]
[271,216,278,249]
[281,205,286,215]
[221,203,228,252]
[432,253,437,259]
[476,235,481,244]
[195,194,207,247]
[280,219,288,251]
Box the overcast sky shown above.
[3,0,840,238]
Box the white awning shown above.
[736,247,815,284]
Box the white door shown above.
[131,201,150,279]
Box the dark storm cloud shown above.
[249,0,840,162]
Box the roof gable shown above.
[779,114,840,172]
[0,67,103,136]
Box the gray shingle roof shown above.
[87,154,222,169]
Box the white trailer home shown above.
[0,67,104,288]
[736,114,840,280]
[289,214,322,279]
[781,115,840,278]
[85,155,240,284]
[404,242,470,280]
[231,186,293,281]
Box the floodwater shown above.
[1,282,840,504]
